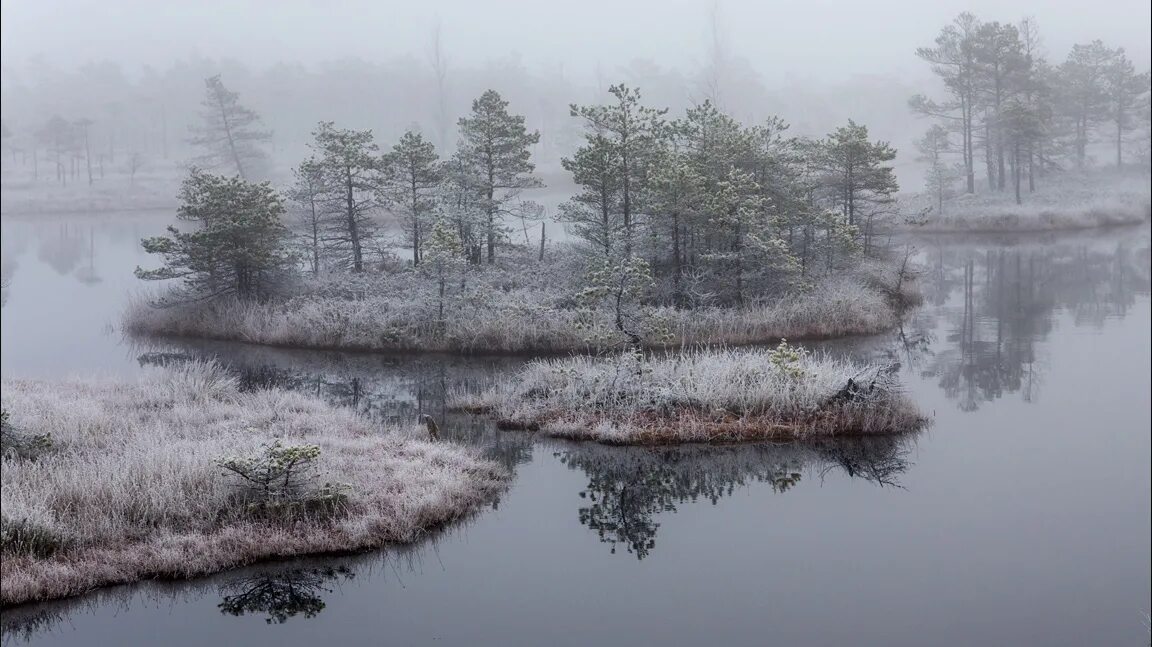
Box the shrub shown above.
[217,439,351,520]
[0,409,53,460]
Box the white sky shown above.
[1,0,1149,83]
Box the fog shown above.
[2,0,1149,83]
[2,0,1149,186]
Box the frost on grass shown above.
[0,361,508,606]
[455,344,927,444]
[901,169,1151,233]
[122,253,916,355]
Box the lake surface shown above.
[2,212,1150,646]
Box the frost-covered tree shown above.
[1105,51,1151,168]
[560,132,622,258]
[188,75,272,180]
[972,21,1027,191]
[422,218,464,330]
[1056,41,1116,169]
[916,125,958,214]
[381,131,441,266]
[567,85,668,257]
[809,121,898,227]
[286,158,328,277]
[914,12,982,194]
[135,169,293,301]
[646,147,701,306]
[1000,98,1045,204]
[308,122,381,273]
[454,90,541,263]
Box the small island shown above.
[454,344,927,444]
[122,83,920,356]
[0,361,508,606]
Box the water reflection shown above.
[891,230,1150,410]
[0,550,424,644]
[135,342,535,473]
[35,223,84,277]
[556,435,915,559]
[217,565,354,624]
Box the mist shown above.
[3,0,1149,186]
[1,3,1150,646]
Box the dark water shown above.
[2,214,1150,646]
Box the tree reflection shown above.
[35,222,85,276]
[217,566,354,624]
[916,230,1150,410]
[557,436,914,559]
[136,343,534,472]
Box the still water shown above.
[1,213,1150,646]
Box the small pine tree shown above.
[422,218,464,330]
[135,169,294,301]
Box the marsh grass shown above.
[122,268,915,355]
[454,346,927,444]
[0,361,508,606]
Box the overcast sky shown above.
[1,0,1149,84]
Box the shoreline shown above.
[122,270,920,358]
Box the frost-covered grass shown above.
[0,361,508,606]
[453,347,926,444]
[122,259,916,355]
[901,169,1151,233]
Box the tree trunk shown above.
[671,212,684,307]
[538,222,546,261]
[963,98,975,193]
[345,166,362,273]
[83,129,93,186]
[411,176,421,266]
[217,90,246,179]
[1013,142,1022,205]
[310,195,320,277]
[1116,115,1123,169]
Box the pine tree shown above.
[381,131,441,266]
[189,75,272,179]
[567,84,668,258]
[135,169,293,301]
[559,131,622,258]
[422,218,464,330]
[914,13,982,194]
[308,122,380,273]
[809,121,898,227]
[286,158,328,277]
[454,90,541,264]
[972,21,1027,191]
[916,125,958,215]
[1105,51,1151,168]
[1057,41,1116,169]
